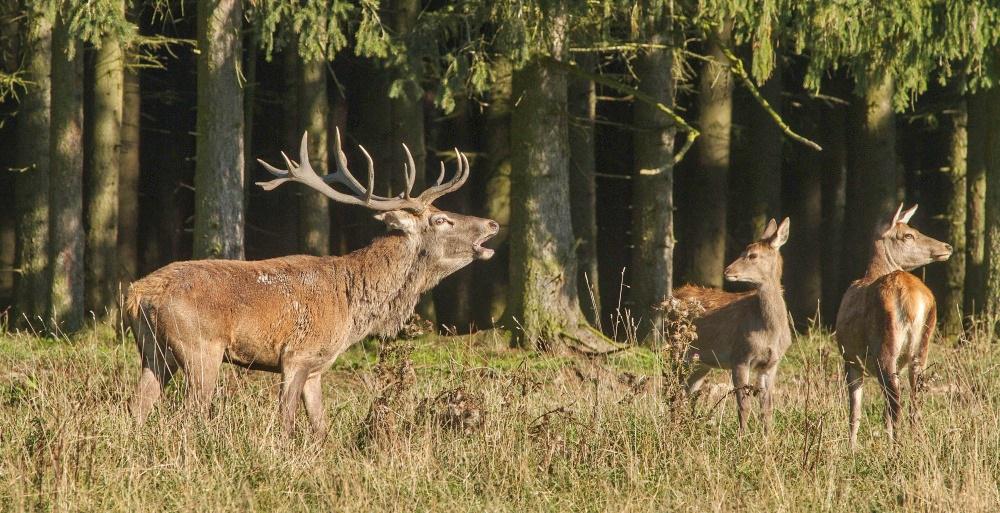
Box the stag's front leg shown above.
[731,364,752,433]
[302,374,327,438]
[279,366,308,434]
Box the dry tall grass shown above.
[1,315,999,512]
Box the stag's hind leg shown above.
[279,365,309,434]
[302,373,327,437]
[130,322,178,424]
[174,341,226,410]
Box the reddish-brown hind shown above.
[835,204,952,448]
[673,218,792,432]
[127,129,498,436]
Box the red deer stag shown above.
[127,129,498,435]
[673,218,791,432]
[835,204,952,447]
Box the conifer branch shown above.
[545,57,700,164]
[717,46,823,152]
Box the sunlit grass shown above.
[1,318,999,512]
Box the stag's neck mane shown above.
[862,239,902,282]
[338,232,435,338]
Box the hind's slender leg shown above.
[757,366,778,432]
[845,362,864,449]
[876,360,901,444]
[731,364,752,433]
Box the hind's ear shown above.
[759,218,778,241]
[898,204,918,224]
[769,218,790,249]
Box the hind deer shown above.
[673,218,791,432]
[127,129,498,435]
[835,204,952,447]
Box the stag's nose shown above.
[487,220,499,233]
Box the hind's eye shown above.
[747,253,758,260]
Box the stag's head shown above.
[876,204,952,271]
[257,129,498,276]
[724,217,790,287]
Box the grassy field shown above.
[1,318,999,512]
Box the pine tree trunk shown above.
[630,28,675,338]
[567,54,600,325]
[686,23,733,287]
[844,73,899,282]
[13,6,51,324]
[506,11,605,351]
[86,12,124,315]
[49,15,84,330]
[965,92,987,316]
[983,86,1000,315]
[939,97,967,337]
[193,0,244,260]
[298,58,330,256]
[741,61,783,241]
[118,53,140,283]
[819,91,848,325]
[476,59,512,326]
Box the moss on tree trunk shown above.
[939,97,967,337]
[86,14,124,316]
[298,57,330,256]
[13,6,51,324]
[630,18,675,338]
[193,0,244,260]
[844,73,899,282]
[965,92,987,316]
[686,23,733,288]
[118,51,140,283]
[49,15,84,330]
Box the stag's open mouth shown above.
[473,234,496,260]
[932,252,952,261]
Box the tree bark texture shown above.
[298,57,330,256]
[193,0,244,260]
[86,16,124,315]
[965,92,987,316]
[49,15,85,330]
[568,53,601,325]
[939,97,967,337]
[118,53,140,283]
[13,6,52,323]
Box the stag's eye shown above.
[904,233,915,241]
[432,215,450,226]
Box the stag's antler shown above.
[257,129,469,212]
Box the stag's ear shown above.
[769,217,790,249]
[374,211,418,234]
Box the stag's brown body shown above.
[835,204,952,447]
[128,130,497,435]
[674,218,792,432]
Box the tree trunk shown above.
[568,54,601,326]
[193,0,244,260]
[13,6,51,324]
[939,96,967,337]
[741,61,783,242]
[118,49,140,284]
[685,23,733,287]
[819,90,848,325]
[475,58,512,327]
[48,15,85,330]
[983,86,1000,315]
[298,57,330,256]
[86,11,124,315]
[844,73,899,283]
[506,11,605,351]
[965,92,987,316]
[630,25,675,338]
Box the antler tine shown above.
[435,161,445,186]
[414,149,470,206]
[357,144,376,205]
[257,132,372,208]
[401,143,417,199]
